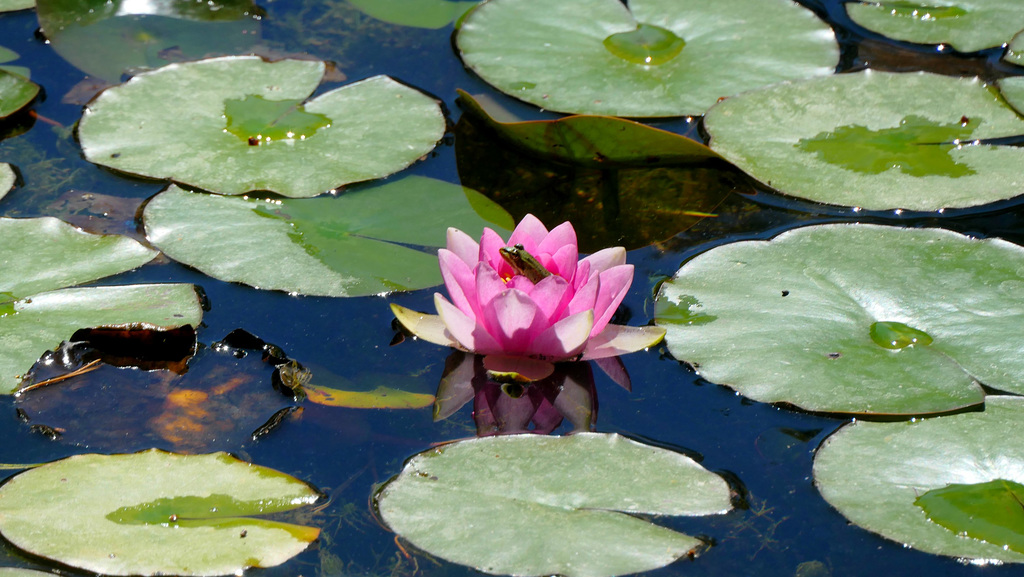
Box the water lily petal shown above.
[537,221,577,262]
[439,249,478,317]
[475,261,507,310]
[481,288,550,355]
[505,275,537,293]
[572,259,592,291]
[582,324,665,360]
[507,213,548,251]
[546,243,579,281]
[446,227,480,267]
[567,271,599,317]
[529,310,594,360]
[479,227,510,272]
[582,246,627,274]
[435,293,503,354]
[528,274,573,322]
[390,303,461,349]
[592,264,633,335]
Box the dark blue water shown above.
[2,0,1024,575]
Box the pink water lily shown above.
[391,215,665,378]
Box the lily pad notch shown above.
[78,56,447,198]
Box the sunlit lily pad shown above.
[0,217,203,395]
[37,0,261,82]
[79,56,445,197]
[143,178,512,296]
[813,396,1024,563]
[705,70,1024,211]
[1007,29,1024,66]
[0,569,59,576]
[348,0,477,28]
[847,0,1024,53]
[998,75,1024,115]
[0,0,33,12]
[0,163,14,200]
[455,0,838,117]
[0,450,321,576]
[376,433,731,577]
[655,223,1024,415]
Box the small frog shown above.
[499,244,552,283]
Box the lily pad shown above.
[655,223,1024,415]
[998,75,1024,116]
[0,46,30,79]
[455,0,838,117]
[1007,28,1024,66]
[704,70,1024,211]
[457,89,724,168]
[78,56,446,197]
[0,0,33,12]
[0,69,38,119]
[0,163,14,200]
[847,0,1024,53]
[0,217,204,394]
[348,0,478,28]
[0,570,59,576]
[143,178,512,296]
[0,450,321,575]
[375,433,731,577]
[813,396,1024,563]
[37,0,261,82]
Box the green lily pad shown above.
[0,450,321,575]
[0,570,60,576]
[78,56,446,197]
[813,396,1024,563]
[705,70,1024,211]
[0,163,14,200]
[1006,28,1024,66]
[0,69,38,119]
[348,0,478,28]
[998,75,1024,116]
[37,0,261,82]
[0,46,29,79]
[915,479,1024,554]
[847,0,1024,53]
[457,89,724,168]
[0,0,33,12]
[375,433,731,577]
[655,223,1024,415]
[0,217,204,395]
[143,178,512,297]
[455,0,838,117]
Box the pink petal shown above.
[446,228,480,266]
[566,272,599,317]
[505,275,536,293]
[545,244,579,281]
[536,221,577,259]
[572,259,592,291]
[528,310,594,360]
[581,324,666,360]
[507,214,548,250]
[439,249,478,317]
[481,289,550,355]
[528,274,572,322]
[582,246,626,274]
[390,303,461,349]
[435,293,502,355]
[592,264,633,335]
[474,262,507,311]
[479,227,510,272]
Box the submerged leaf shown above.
[916,479,1024,554]
[223,95,331,143]
[304,384,433,409]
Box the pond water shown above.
[2,0,1024,576]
